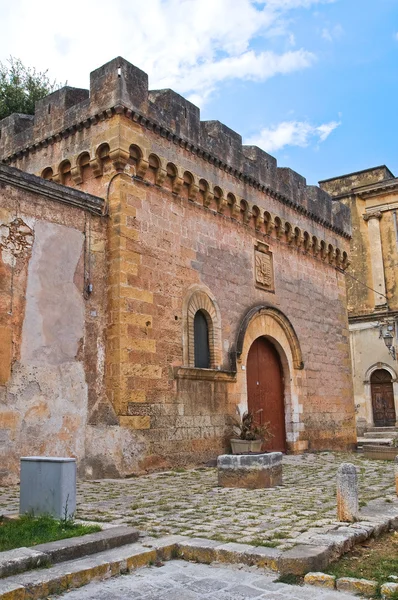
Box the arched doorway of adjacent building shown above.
[371,369,396,427]
[246,336,286,452]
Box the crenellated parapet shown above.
[0,56,351,238]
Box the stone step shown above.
[367,427,398,433]
[357,437,392,446]
[0,526,139,579]
[364,431,397,439]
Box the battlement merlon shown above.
[0,56,351,237]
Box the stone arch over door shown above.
[235,305,306,453]
[364,363,398,427]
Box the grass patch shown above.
[0,514,100,551]
[326,531,398,587]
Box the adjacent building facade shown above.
[0,57,356,484]
[320,167,398,432]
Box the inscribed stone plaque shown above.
[254,244,274,292]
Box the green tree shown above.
[0,57,60,121]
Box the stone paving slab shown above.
[47,560,360,599]
[0,453,395,549]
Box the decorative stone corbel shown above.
[254,214,264,230]
[71,165,83,185]
[265,217,275,235]
[231,201,241,219]
[341,255,351,270]
[243,209,253,225]
[109,148,130,172]
[90,157,103,178]
[217,195,228,213]
[285,228,295,244]
[295,232,304,248]
[135,157,149,179]
[328,248,337,265]
[188,183,199,202]
[172,175,184,195]
[155,168,167,187]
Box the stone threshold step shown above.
[0,526,139,579]
[2,499,398,599]
[357,437,392,445]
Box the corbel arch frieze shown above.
[79,139,349,268]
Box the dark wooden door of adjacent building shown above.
[371,369,396,427]
[247,337,286,452]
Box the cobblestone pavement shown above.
[0,453,394,549]
[51,560,358,599]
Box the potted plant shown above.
[228,408,273,454]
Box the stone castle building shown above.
[0,57,356,484]
[320,166,398,432]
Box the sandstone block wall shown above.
[0,57,357,479]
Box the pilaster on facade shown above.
[363,211,387,309]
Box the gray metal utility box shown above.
[20,457,76,519]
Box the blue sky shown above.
[0,0,397,184]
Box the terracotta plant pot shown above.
[230,438,262,454]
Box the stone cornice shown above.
[332,179,398,202]
[1,104,350,240]
[0,163,105,216]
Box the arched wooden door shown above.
[371,369,396,427]
[247,337,286,452]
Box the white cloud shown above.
[394,32,398,41]
[0,0,331,106]
[245,119,341,152]
[321,23,344,42]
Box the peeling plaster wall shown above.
[0,174,110,485]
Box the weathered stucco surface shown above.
[0,170,113,484]
[21,221,85,365]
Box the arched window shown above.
[182,284,222,368]
[194,310,210,368]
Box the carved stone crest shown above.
[254,242,274,292]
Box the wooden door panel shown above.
[371,370,396,427]
[247,337,286,452]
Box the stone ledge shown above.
[173,367,236,381]
[0,548,48,579]
[34,526,139,564]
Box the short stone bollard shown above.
[337,462,358,522]
[395,456,398,496]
